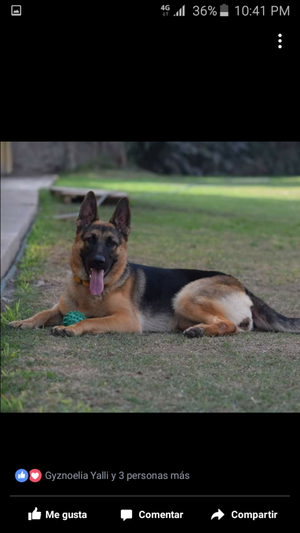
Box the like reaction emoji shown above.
[15,469,29,482]
[29,469,42,482]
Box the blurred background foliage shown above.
[126,141,300,176]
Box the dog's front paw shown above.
[51,325,78,337]
[9,319,36,330]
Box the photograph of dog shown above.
[9,191,300,337]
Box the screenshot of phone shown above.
[1,1,298,529]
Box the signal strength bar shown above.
[174,5,185,16]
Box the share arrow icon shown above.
[211,509,225,520]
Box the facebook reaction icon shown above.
[15,469,29,482]
[29,469,42,482]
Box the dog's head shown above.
[70,191,131,296]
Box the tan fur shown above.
[173,275,253,336]
[57,275,141,333]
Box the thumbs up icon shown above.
[15,469,29,482]
[28,508,42,520]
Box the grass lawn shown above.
[1,170,300,412]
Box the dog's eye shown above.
[86,236,95,244]
[107,237,117,247]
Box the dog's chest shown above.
[80,298,109,318]
[62,285,111,318]
[76,292,115,318]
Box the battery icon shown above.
[220,4,229,16]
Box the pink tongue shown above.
[89,269,104,296]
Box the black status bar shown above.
[2,2,299,20]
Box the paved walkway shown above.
[1,176,57,280]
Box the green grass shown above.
[1,171,300,412]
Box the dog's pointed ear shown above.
[109,197,131,240]
[76,191,99,233]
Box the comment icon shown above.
[121,509,133,521]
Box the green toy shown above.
[62,311,86,326]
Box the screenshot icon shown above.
[11,5,22,16]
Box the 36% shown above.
[193,6,217,16]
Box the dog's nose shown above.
[92,255,106,267]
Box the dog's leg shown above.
[175,296,238,337]
[174,276,253,337]
[51,312,141,337]
[9,304,62,330]
[183,315,237,337]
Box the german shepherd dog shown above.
[9,191,300,337]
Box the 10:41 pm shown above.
[235,6,265,16]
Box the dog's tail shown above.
[245,289,300,333]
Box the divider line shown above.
[10,494,291,498]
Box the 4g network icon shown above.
[15,469,42,482]
[161,4,185,17]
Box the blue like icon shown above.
[15,469,29,482]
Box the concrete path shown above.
[1,176,57,280]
